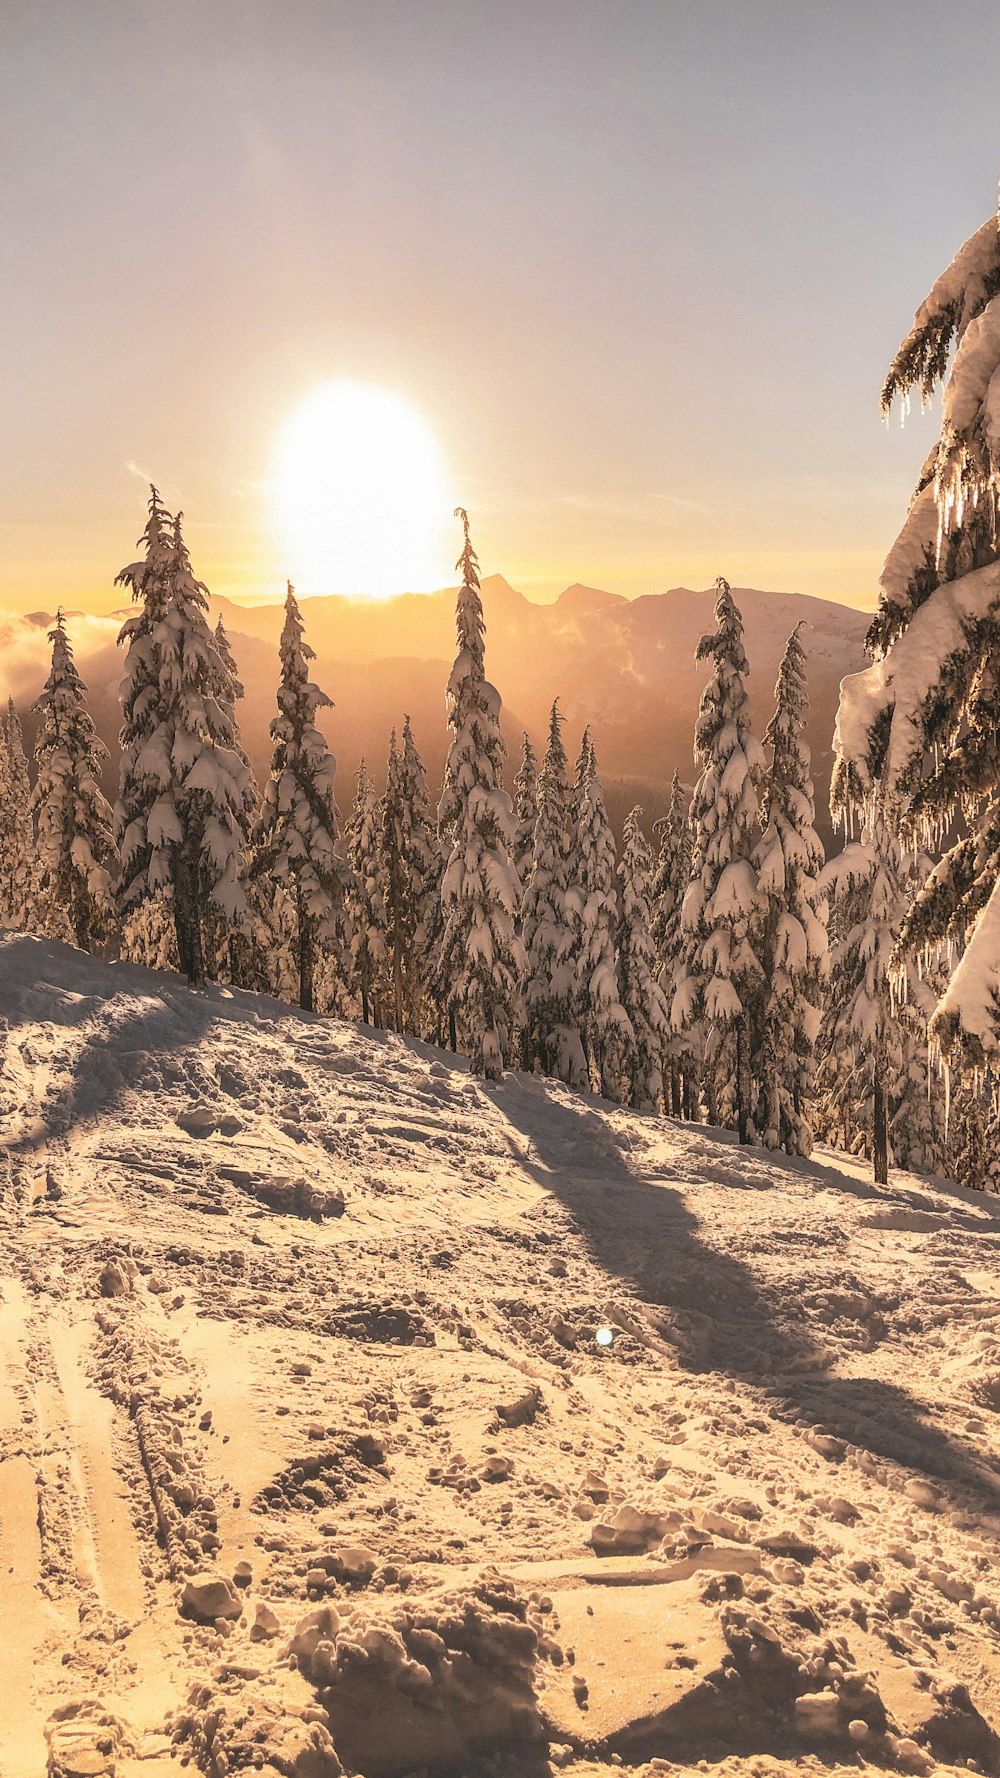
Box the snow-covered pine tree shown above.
[209,614,265,990]
[381,729,408,1031]
[617,807,671,1112]
[115,491,255,985]
[346,760,388,1025]
[672,579,764,1142]
[576,734,631,1098]
[832,207,1000,1070]
[752,623,828,1155]
[251,584,350,1012]
[818,809,933,1186]
[522,700,586,1085]
[392,715,440,1034]
[30,611,118,951]
[0,698,40,932]
[437,509,522,1079]
[651,772,698,1118]
[572,728,592,825]
[512,731,538,903]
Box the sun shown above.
[272,381,454,600]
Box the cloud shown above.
[0,608,121,705]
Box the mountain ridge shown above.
[3,578,869,840]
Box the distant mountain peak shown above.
[556,583,627,613]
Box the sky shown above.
[3,0,1000,616]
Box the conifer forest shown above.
[6,14,1000,1776]
[13,208,1000,1201]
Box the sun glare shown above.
[272,381,453,600]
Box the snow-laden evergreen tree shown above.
[572,728,592,824]
[818,808,938,1186]
[115,491,254,985]
[437,509,522,1078]
[30,612,118,951]
[346,760,388,1026]
[251,584,350,1011]
[672,579,764,1141]
[617,807,671,1112]
[522,700,586,1085]
[207,615,265,995]
[0,698,41,932]
[383,715,439,1034]
[752,623,829,1155]
[576,735,631,1098]
[512,731,538,903]
[832,206,1000,1070]
[214,616,241,700]
[651,772,698,1118]
[381,729,409,1031]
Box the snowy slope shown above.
[2,931,1000,1778]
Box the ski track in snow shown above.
[2,928,1000,1778]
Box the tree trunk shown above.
[670,1060,682,1119]
[736,1014,751,1145]
[392,935,404,1034]
[449,1007,457,1053]
[70,880,89,952]
[873,1070,889,1186]
[296,886,314,1013]
[172,844,205,987]
[361,978,370,1024]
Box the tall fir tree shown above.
[617,808,671,1112]
[0,698,41,932]
[115,491,254,984]
[204,615,258,986]
[346,761,388,1026]
[576,735,631,1099]
[30,612,118,951]
[437,509,522,1079]
[752,624,828,1155]
[818,809,929,1186]
[251,585,350,1012]
[388,715,440,1034]
[832,205,1000,1070]
[651,772,698,1118]
[672,579,764,1142]
[522,701,586,1086]
[512,731,538,904]
[381,729,409,1031]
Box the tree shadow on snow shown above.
[1,930,271,1160]
[486,1072,1000,1521]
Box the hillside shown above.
[2,931,1000,1778]
[2,580,868,838]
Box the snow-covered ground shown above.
[2,930,1000,1778]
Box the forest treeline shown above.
[8,203,1000,1192]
